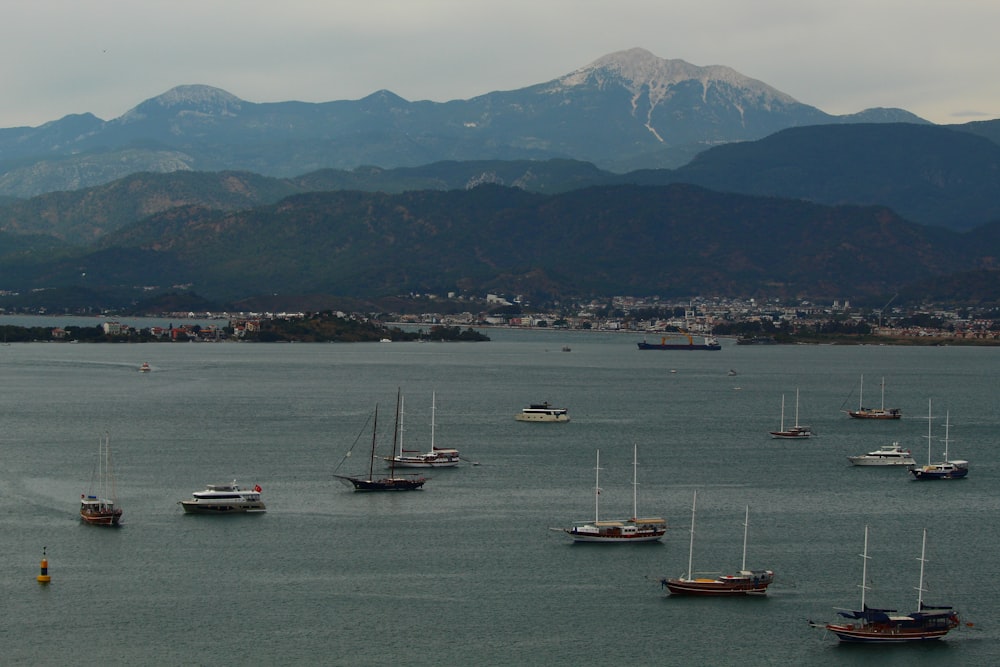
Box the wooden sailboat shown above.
[560,445,666,542]
[661,492,774,595]
[845,375,901,419]
[910,400,968,480]
[815,526,960,642]
[334,392,427,491]
[80,434,123,526]
[769,389,813,438]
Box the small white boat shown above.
[139,362,151,373]
[180,480,266,513]
[515,401,569,423]
[848,442,915,466]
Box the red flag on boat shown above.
[254,484,262,492]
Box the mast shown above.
[631,444,638,521]
[778,394,785,431]
[859,525,871,610]
[879,377,886,411]
[741,505,750,571]
[593,450,601,523]
[369,404,379,480]
[942,411,951,462]
[430,391,436,451]
[916,528,928,609]
[794,388,800,428]
[399,396,405,457]
[858,375,864,410]
[686,491,697,581]
[925,399,933,464]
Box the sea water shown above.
[1,327,998,665]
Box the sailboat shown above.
[815,526,960,642]
[910,400,968,480]
[80,434,123,526]
[559,445,666,542]
[383,392,460,468]
[769,389,813,438]
[845,375,901,419]
[334,393,427,491]
[661,492,774,595]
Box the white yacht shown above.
[848,442,916,466]
[515,401,569,423]
[180,481,266,514]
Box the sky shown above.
[3,1,999,129]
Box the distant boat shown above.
[769,389,813,439]
[848,442,915,466]
[910,400,968,480]
[844,375,901,419]
[736,335,776,345]
[80,434,123,527]
[637,333,721,350]
[813,526,960,642]
[383,392,460,468]
[661,492,774,596]
[335,393,427,491]
[559,445,666,543]
[515,401,569,423]
[139,362,150,372]
[179,480,266,514]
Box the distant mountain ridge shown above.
[3,183,997,312]
[0,48,927,198]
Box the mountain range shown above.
[1,48,999,310]
[0,48,926,198]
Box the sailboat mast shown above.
[741,505,750,571]
[859,375,864,410]
[686,491,697,580]
[860,525,871,610]
[631,444,638,521]
[879,377,886,411]
[794,388,800,428]
[430,391,436,451]
[369,404,379,480]
[942,411,951,461]
[925,399,933,464]
[594,450,601,523]
[779,394,785,431]
[916,527,928,609]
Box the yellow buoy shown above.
[36,546,51,584]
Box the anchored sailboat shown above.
[661,492,774,595]
[80,434,123,526]
[559,445,666,542]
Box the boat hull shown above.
[662,572,774,596]
[336,475,426,492]
[385,459,459,468]
[80,509,123,526]
[566,530,665,543]
[637,342,721,351]
[180,501,266,513]
[910,466,969,480]
[849,457,915,466]
[769,430,812,439]
[515,413,569,423]
[848,409,901,419]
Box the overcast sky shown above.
[3,1,998,128]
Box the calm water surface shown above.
[1,328,998,665]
